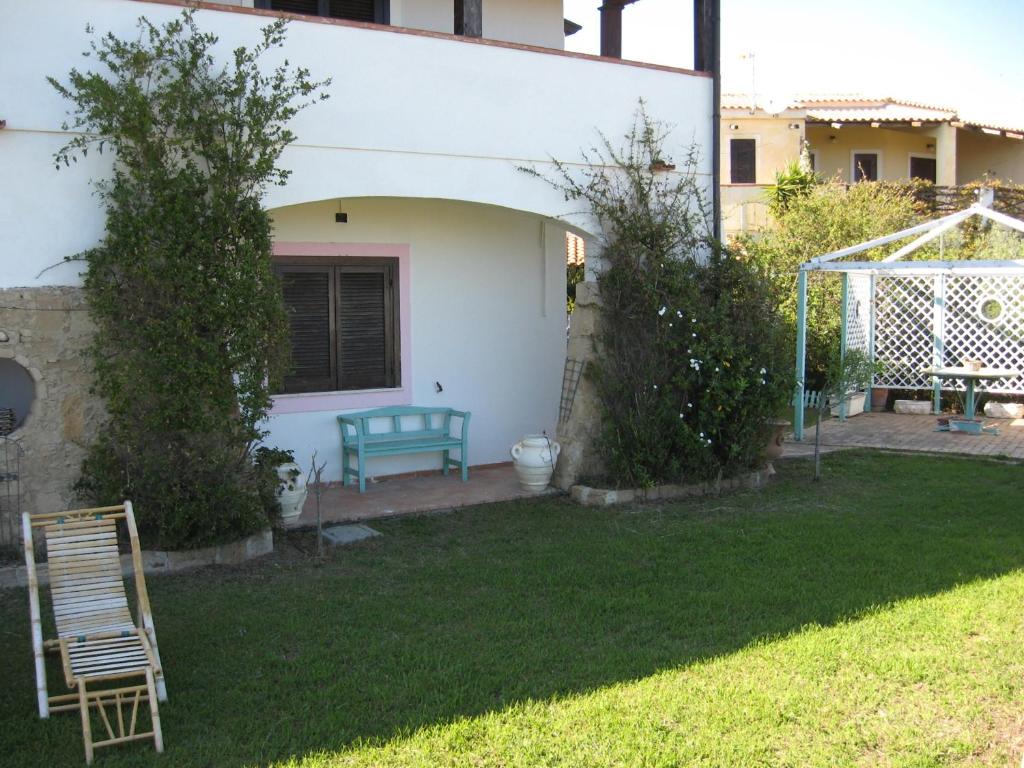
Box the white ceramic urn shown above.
[276,461,308,527]
[510,434,561,492]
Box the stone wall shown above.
[0,287,103,548]
[552,280,606,489]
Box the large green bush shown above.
[737,181,918,386]
[529,108,793,487]
[50,12,328,548]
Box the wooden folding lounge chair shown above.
[22,501,167,764]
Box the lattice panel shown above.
[872,274,1024,394]
[873,276,934,389]
[845,274,871,355]
[942,274,1024,393]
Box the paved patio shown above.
[293,463,556,527]
[784,412,1024,460]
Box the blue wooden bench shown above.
[337,406,471,493]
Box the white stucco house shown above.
[0,0,714,513]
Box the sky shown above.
[563,0,1024,129]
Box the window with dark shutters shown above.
[275,259,400,394]
[730,139,756,183]
[853,153,879,182]
[257,0,388,24]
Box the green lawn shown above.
[2,451,1024,767]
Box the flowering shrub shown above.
[527,106,792,487]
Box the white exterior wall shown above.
[1,0,711,288]
[266,198,567,480]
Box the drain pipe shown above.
[694,0,721,241]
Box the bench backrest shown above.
[338,406,457,442]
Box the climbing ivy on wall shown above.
[50,11,329,548]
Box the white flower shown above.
[715,367,719,372]
[679,413,684,419]
[692,332,697,338]
[653,384,658,389]
[687,402,693,408]
[676,310,683,318]
[669,322,673,327]
[699,432,705,437]
[658,306,667,316]
[760,367,767,374]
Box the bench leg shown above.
[442,450,450,476]
[461,450,469,482]
[358,453,367,493]
[341,449,350,487]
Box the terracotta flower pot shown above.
[871,387,889,410]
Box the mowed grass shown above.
[2,451,1024,767]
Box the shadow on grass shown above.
[1,450,1023,767]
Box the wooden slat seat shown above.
[23,502,166,764]
[337,406,471,493]
[45,518,137,640]
[63,635,155,682]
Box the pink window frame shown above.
[269,242,412,414]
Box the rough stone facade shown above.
[0,287,104,548]
[552,280,606,489]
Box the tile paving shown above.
[784,412,1024,460]
[294,463,555,527]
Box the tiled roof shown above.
[721,94,1023,134]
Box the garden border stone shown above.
[571,465,775,507]
[0,527,273,590]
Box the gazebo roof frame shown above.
[800,201,1024,275]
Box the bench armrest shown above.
[336,415,365,446]
[448,410,471,442]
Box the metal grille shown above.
[846,274,871,356]
[874,276,936,389]
[943,274,1024,392]
[0,437,22,552]
[559,359,585,424]
[873,274,1024,394]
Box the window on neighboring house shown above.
[910,156,937,182]
[255,0,390,24]
[852,152,879,182]
[274,259,400,394]
[730,139,756,183]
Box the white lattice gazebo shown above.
[793,195,1024,440]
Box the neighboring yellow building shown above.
[720,95,1024,236]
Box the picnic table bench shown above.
[337,406,471,492]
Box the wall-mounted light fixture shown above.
[335,212,348,223]
[729,123,740,131]
[789,123,801,130]
[829,135,837,143]
[925,143,935,150]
